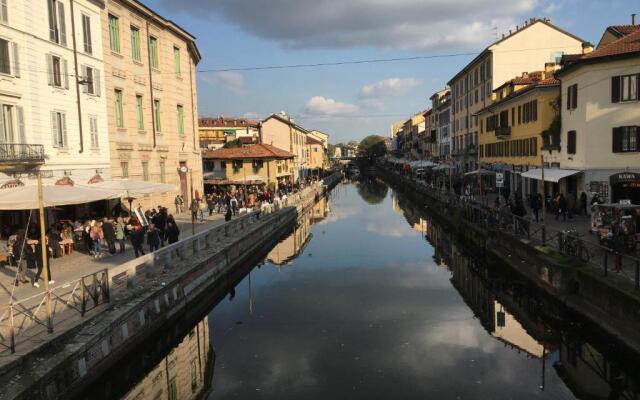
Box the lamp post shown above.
[189,168,194,235]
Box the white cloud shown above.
[360,78,422,99]
[304,96,359,116]
[162,0,539,51]
[207,71,245,94]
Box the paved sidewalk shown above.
[0,211,227,305]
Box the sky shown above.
[143,0,637,144]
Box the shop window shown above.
[567,130,576,154]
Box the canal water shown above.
[80,178,640,400]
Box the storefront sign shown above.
[610,172,640,184]
[0,179,24,189]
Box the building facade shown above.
[101,0,202,208]
[548,25,640,204]
[198,116,259,150]
[260,113,308,181]
[0,0,111,185]
[448,18,584,173]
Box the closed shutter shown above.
[532,100,538,121]
[48,0,56,42]
[60,112,67,147]
[612,127,621,153]
[94,69,101,96]
[81,66,88,93]
[637,75,640,101]
[0,0,7,24]
[46,55,53,86]
[62,58,69,89]
[51,111,59,147]
[567,131,576,154]
[611,76,621,103]
[57,2,66,46]
[566,86,571,110]
[16,106,25,144]
[572,85,578,109]
[11,42,19,77]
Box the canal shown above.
[77,177,640,400]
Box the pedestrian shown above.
[152,209,167,247]
[115,217,126,253]
[566,192,576,219]
[29,229,53,288]
[166,215,180,244]
[190,198,199,222]
[198,199,206,222]
[530,193,541,222]
[207,194,215,217]
[130,224,146,258]
[556,194,567,221]
[102,218,117,255]
[147,224,161,252]
[12,231,30,286]
[90,221,104,259]
[225,206,232,221]
[579,192,588,216]
[175,194,184,214]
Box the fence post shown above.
[103,270,111,303]
[9,305,15,354]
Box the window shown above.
[48,0,66,45]
[135,95,144,129]
[173,46,181,75]
[0,0,8,24]
[141,161,149,181]
[220,161,226,169]
[517,105,521,124]
[81,14,92,54]
[168,378,178,400]
[81,66,100,96]
[159,160,166,183]
[0,104,18,143]
[612,126,639,153]
[114,89,124,128]
[130,26,141,62]
[153,99,161,132]
[51,110,67,148]
[567,130,576,154]
[612,74,639,103]
[567,84,577,110]
[0,38,15,76]
[177,105,184,135]
[108,14,119,53]
[511,107,515,126]
[149,36,158,69]
[190,359,198,392]
[47,54,68,88]
[89,115,98,148]
[521,100,538,123]
[121,161,129,178]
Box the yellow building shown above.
[260,113,309,181]
[477,69,560,194]
[306,136,325,174]
[202,144,294,189]
[199,117,259,150]
[102,0,202,209]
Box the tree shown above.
[358,135,387,160]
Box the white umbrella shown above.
[89,179,177,197]
[0,185,122,210]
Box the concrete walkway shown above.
[0,211,227,305]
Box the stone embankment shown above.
[0,172,342,400]
[380,168,640,355]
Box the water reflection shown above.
[76,182,640,399]
[356,176,388,205]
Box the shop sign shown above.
[610,172,640,184]
[0,179,24,189]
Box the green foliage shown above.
[542,96,561,145]
[224,139,241,148]
[358,135,388,159]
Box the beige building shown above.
[448,17,584,173]
[202,143,294,189]
[542,24,640,204]
[199,116,259,150]
[260,113,308,181]
[101,0,202,209]
[306,136,325,174]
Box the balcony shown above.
[0,144,45,165]
[495,126,511,139]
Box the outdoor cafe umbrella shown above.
[0,184,122,210]
[88,179,177,211]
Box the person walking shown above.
[102,218,116,255]
[115,217,126,253]
[566,192,576,219]
[555,194,567,222]
[175,194,184,215]
[130,224,146,258]
[29,230,53,288]
[147,224,161,252]
[190,198,199,223]
[90,222,104,259]
[530,193,541,222]
[166,215,180,244]
[579,192,588,216]
[12,231,30,286]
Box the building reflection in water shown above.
[393,189,640,399]
[267,196,329,266]
[121,317,212,400]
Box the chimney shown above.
[633,14,637,25]
[582,41,594,54]
[544,62,557,75]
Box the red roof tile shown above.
[608,25,640,37]
[202,144,294,160]
[306,136,323,145]
[582,28,640,60]
[199,116,258,128]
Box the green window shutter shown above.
[115,90,123,128]
[131,27,140,61]
[109,15,119,53]
[177,105,184,135]
[136,95,144,129]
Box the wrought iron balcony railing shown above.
[0,143,45,164]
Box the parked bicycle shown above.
[560,229,590,263]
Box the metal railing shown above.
[0,143,45,163]
[0,269,109,354]
[387,169,640,289]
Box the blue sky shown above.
[144,0,637,143]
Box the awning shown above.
[87,179,177,198]
[0,185,122,210]
[464,169,496,176]
[520,168,581,183]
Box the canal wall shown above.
[379,168,640,355]
[1,173,342,400]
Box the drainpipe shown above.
[146,21,156,148]
[69,0,84,153]
[189,58,197,150]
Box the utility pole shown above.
[37,172,53,333]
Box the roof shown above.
[557,28,640,75]
[477,76,559,114]
[307,136,323,145]
[262,114,310,133]
[494,71,545,91]
[202,144,294,160]
[447,18,585,85]
[607,25,640,38]
[199,117,259,128]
